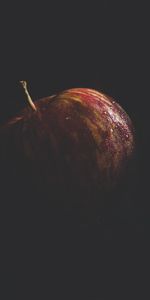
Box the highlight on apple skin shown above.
[0,86,135,211]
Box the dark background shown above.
[0,1,150,299]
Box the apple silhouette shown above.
[0,81,134,215]
[0,82,135,297]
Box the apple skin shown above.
[0,88,134,210]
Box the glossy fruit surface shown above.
[0,88,134,210]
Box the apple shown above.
[0,81,134,213]
[0,82,135,300]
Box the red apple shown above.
[0,82,134,211]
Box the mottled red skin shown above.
[0,88,134,209]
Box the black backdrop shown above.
[0,1,150,299]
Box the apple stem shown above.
[20,81,37,112]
